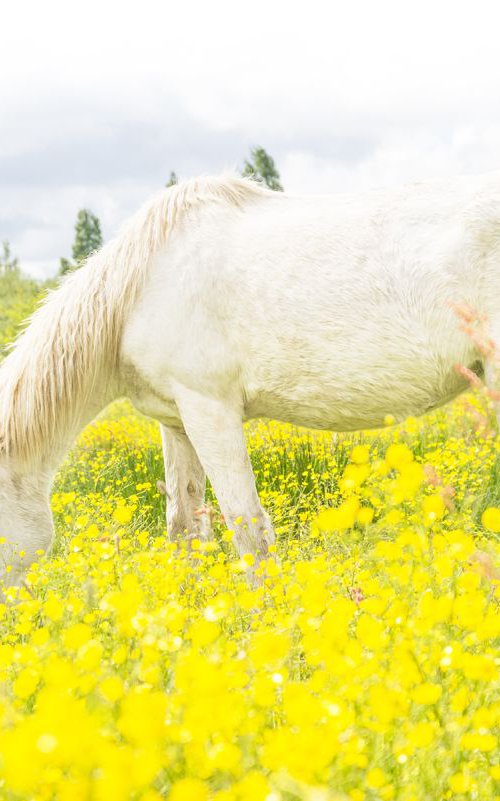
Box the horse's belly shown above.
[244,360,473,431]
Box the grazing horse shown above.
[0,172,499,587]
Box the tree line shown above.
[1,146,282,280]
[60,146,282,275]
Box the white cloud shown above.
[282,125,500,194]
[3,0,500,276]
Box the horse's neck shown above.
[42,380,118,478]
[1,370,118,486]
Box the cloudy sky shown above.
[2,0,500,277]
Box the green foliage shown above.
[72,209,103,264]
[166,171,178,187]
[242,146,283,191]
[60,209,103,274]
[59,257,73,276]
[0,241,20,275]
[0,271,44,354]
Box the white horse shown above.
[1,171,499,587]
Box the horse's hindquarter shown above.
[121,178,495,431]
[231,189,484,428]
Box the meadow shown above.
[1,275,500,800]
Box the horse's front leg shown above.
[160,425,207,541]
[174,386,275,564]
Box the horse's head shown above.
[0,462,54,592]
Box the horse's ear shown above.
[156,480,166,496]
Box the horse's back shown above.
[121,172,500,429]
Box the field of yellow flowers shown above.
[2,283,500,800]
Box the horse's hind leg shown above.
[160,425,207,540]
[174,386,275,563]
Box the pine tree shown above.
[72,209,103,264]
[59,257,73,276]
[242,147,283,191]
[60,209,103,275]
[0,241,19,274]
[166,171,178,188]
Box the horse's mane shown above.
[0,174,270,464]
